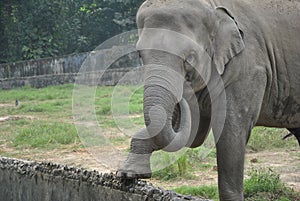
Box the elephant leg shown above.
[216,69,267,200]
[117,129,154,178]
[216,120,248,200]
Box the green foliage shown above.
[245,169,283,196]
[95,85,143,117]
[0,84,144,152]
[152,163,180,181]
[247,127,298,151]
[151,149,194,181]
[244,169,300,200]
[129,87,144,114]
[0,0,144,63]
[177,155,188,176]
[152,147,213,181]
[152,154,191,180]
[174,169,300,201]
[175,185,219,200]
[0,84,74,102]
[12,121,79,149]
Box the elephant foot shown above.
[117,152,152,179]
[117,135,154,179]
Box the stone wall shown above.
[0,52,88,79]
[0,157,208,201]
[0,68,144,89]
[0,46,141,89]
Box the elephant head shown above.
[136,0,245,151]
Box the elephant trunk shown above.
[142,65,191,152]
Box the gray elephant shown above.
[117,0,300,200]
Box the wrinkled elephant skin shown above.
[117,0,300,200]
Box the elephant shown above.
[117,0,300,200]
[283,128,300,145]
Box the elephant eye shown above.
[186,54,195,65]
[184,53,197,82]
[184,53,196,72]
[184,60,193,72]
[184,52,197,68]
[184,61,194,82]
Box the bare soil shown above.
[0,115,35,122]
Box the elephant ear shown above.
[213,6,245,75]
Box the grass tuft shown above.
[13,122,79,149]
[247,127,298,151]
[175,185,219,200]
[244,168,300,200]
[174,168,300,201]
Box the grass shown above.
[152,127,298,182]
[175,185,219,200]
[244,168,300,200]
[247,127,299,151]
[175,169,300,201]
[12,121,79,149]
[0,84,299,200]
[152,147,216,180]
[0,84,145,158]
[2,84,296,151]
[95,85,144,127]
[0,84,73,102]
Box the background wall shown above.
[0,47,142,89]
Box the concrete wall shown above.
[0,46,141,89]
[0,68,144,89]
[0,53,88,79]
[0,157,208,201]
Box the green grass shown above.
[152,126,298,181]
[12,121,79,149]
[153,163,181,181]
[174,169,300,201]
[247,127,299,151]
[152,147,216,181]
[0,84,74,102]
[0,85,74,120]
[244,169,300,201]
[175,185,219,200]
[94,85,144,130]
[18,100,72,113]
[0,85,78,150]
[0,84,144,151]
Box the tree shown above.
[0,0,144,63]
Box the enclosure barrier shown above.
[0,46,141,89]
[0,157,209,201]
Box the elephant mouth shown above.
[172,103,181,133]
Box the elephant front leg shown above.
[117,130,154,179]
[214,65,267,200]
[216,96,263,200]
[216,124,247,201]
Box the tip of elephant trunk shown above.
[162,98,191,152]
